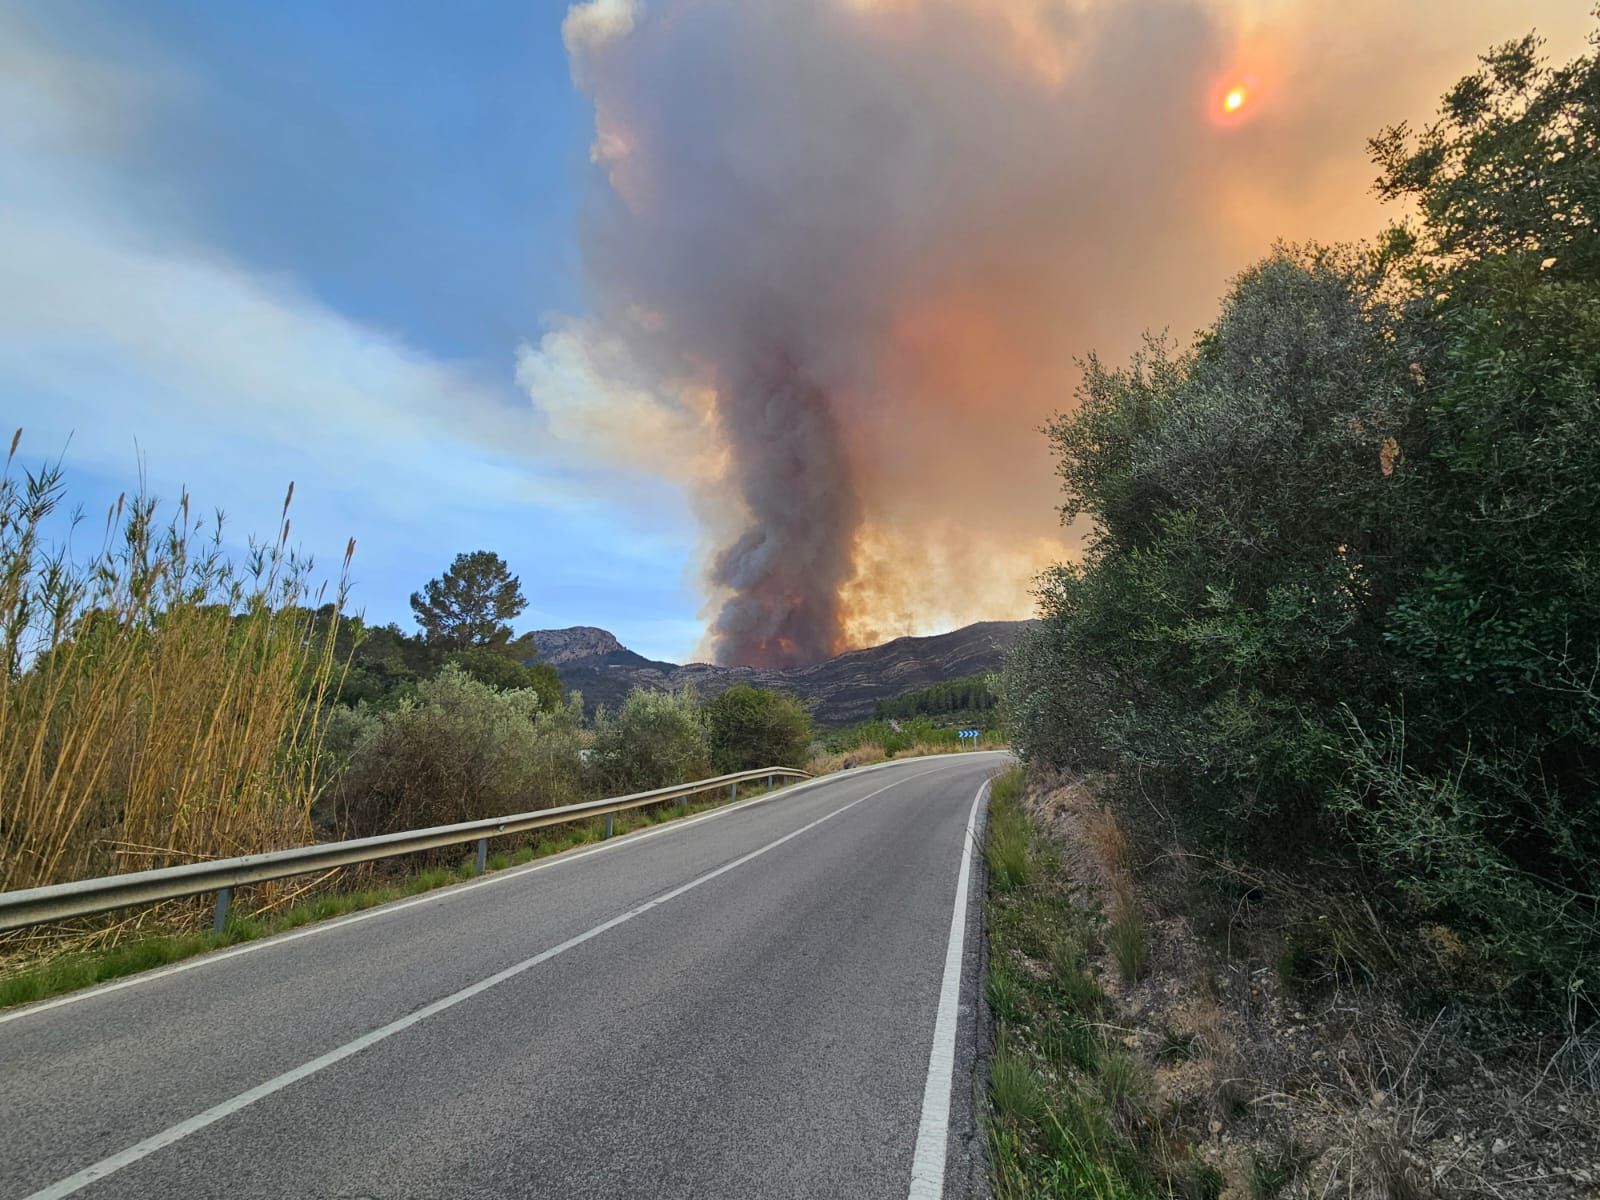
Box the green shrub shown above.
[1006,247,1402,855]
[819,715,972,756]
[704,683,812,773]
[331,664,585,836]
[444,646,562,712]
[589,687,710,795]
[1002,28,1600,1012]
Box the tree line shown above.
[320,550,814,836]
[872,674,998,723]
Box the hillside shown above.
[529,620,1031,725]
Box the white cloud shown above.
[515,323,715,481]
[0,203,579,523]
[0,9,706,658]
[562,0,639,58]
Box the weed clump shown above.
[985,767,1169,1198]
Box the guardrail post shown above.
[212,887,232,933]
[731,781,738,803]
[474,838,488,876]
[604,812,613,839]
[766,774,773,791]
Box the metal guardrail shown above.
[0,767,811,935]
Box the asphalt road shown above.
[1,751,1007,1200]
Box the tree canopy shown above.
[409,551,527,651]
[705,684,813,773]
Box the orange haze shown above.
[543,0,1590,666]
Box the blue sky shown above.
[2,0,708,661]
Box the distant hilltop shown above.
[527,620,1033,725]
[525,626,628,666]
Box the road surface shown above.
[1,752,1007,1200]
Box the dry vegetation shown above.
[804,739,997,775]
[0,436,348,951]
[999,766,1600,1199]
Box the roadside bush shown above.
[1004,30,1600,1011]
[1342,35,1600,1005]
[1010,247,1404,855]
[331,665,585,836]
[704,684,812,773]
[589,687,710,796]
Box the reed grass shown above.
[0,432,349,906]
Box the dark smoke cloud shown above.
[554,0,1586,667]
[708,357,859,667]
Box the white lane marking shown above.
[906,777,989,1200]
[1,752,1005,1027]
[23,765,957,1200]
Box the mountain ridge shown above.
[529,619,1031,725]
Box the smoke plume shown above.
[539,0,1586,667]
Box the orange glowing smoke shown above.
[554,0,1595,667]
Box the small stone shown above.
[1491,1138,1509,1158]
[1209,1119,1223,1136]
[1370,1090,1387,1108]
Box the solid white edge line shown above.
[22,763,962,1200]
[906,777,989,1200]
[0,751,1006,1028]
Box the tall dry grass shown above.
[0,433,349,898]
[804,737,999,776]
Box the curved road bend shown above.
[1,751,1008,1200]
